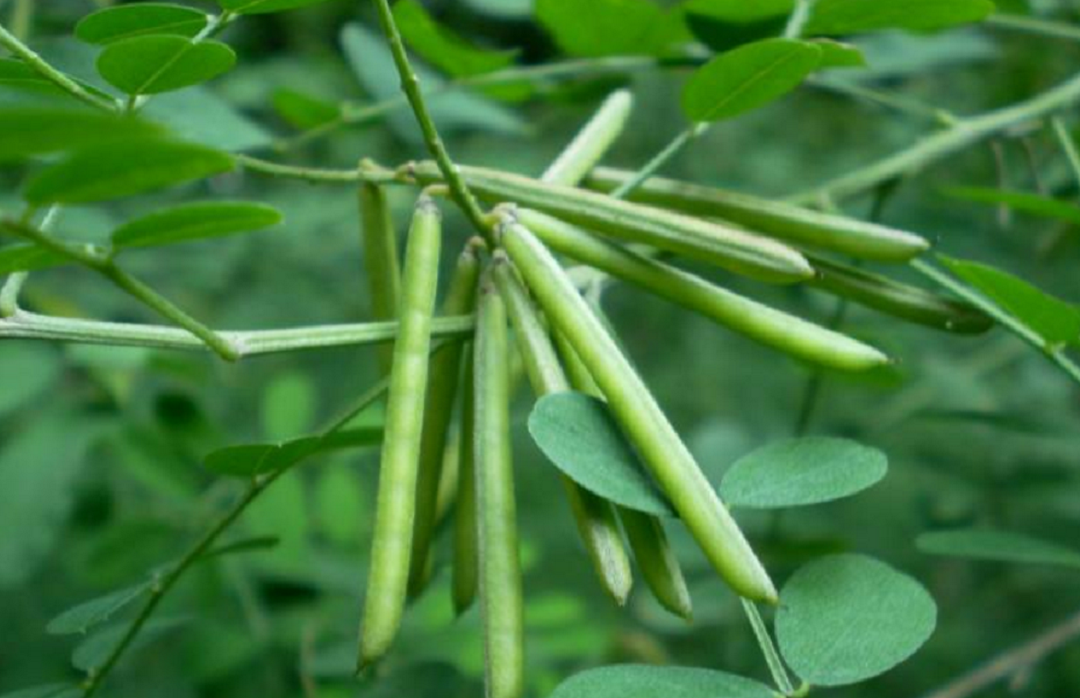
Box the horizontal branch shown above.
[235,154,402,184]
[0,310,474,358]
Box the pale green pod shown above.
[542,90,634,186]
[359,182,402,375]
[499,218,777,604]
[517,207,889,372]
[452,354,478,615]
[358,195,441,669]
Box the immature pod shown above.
[408,242,482,597]
[474,278,524,698]
[411,162,812,284]
[584,167,930,262]
[452,355,478,614]
[518,208,889,372]
[499,217,777,604]
[358,195,442,669]
[359,181,402,375]
[554,332,690,620]
[493,257,633,606]
[808,255,993,334]
[542,90,634,187]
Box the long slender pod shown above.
[542,90,634,186]
[493,256,633,606]
[584,166,929,262]
[452,353,479,614]
[474,276,525,698]
[359,181,402,375]
[518,207,889,371]
[358,195,442,670]
[411,162,812,284]
[554,332,691,619]
[499,216,777,604]
[408,241,482,597]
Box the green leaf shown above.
[24,138,235,205]
[0,108,162,161]
[942,186,1080,227]
[111,201,282,249]
[527,392,674,517]
[681,38,822,122]
[719,437,887,509]
[0,59,73,96]
[96,35,235,95]
[0,243,67,274]
[46,581,153,635]
[812,39,867,68]
[0,344,62,417]
[200,535,280,560]
[776,554,937,686]
[272,88,340,129]
[0,684,81,698]
[72,617,186,671]
[682,0,792,53]
[917,529,1080,569]
[204,437,322,478]
[395,0,516,77]
[75,3,209,45]
[218,0,335,14]
[805,0,995,36]
[548,665,776,698]
[536,0,669,58]
[142,85,273,151]
[938,255,1080,347]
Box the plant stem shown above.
[741,599,796,695]
[1050,116,1080,190]
[0,310,473,356]
[370,0,490,240]
[910,258,1080,386]
[811,77,958,126]
[0,21,117,111]
[80,377,392,698]
[985,13,1080,42]
[236,154,401,184]
[8,0,31,41]
[610,123,709,199]
[917,607,1080,698]
[0,271,26,318]
[783,0,814,38]
[793,69,1080,203]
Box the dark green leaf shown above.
[942,186,1080,227]
[71,617,186,671]
[203,436,322,478]
[217,0,335,14]
[24,138,235,205]
[0,684,81,698]
[536,0,669,58]
[0,344,62,417]
[0,243,67,274]
[939,255,1080,347]
[96,35,235,95]
[0,108,161,161]
[527,392,674,517]
[812,39,867,68]
[682,0,792,52]
[200,535,281,560]
[805,0,995,36]
[548,665,776,698]
[0,59,70,96]
[777,554,937,686]
[395,0,516,77]
[917,529,1080,569]
[720,437,887,509]
[75,4,209,45]
[46,581,153,635]
[111,201,282,249]
[272,88,340,129]
[682,38,822,122]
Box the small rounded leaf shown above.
[719,437,887,509]
[0,108,162,161]
[112,201,282,249]
[96,35,236,95]
[777,554,937,686]
[917,529,1080,569]
[76,3,209,44]
[682,38,821,122]
[527,392,675,517]
[549,665,776,698]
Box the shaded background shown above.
[1,0,1079,696]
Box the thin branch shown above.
[610,122,709,199]
[918,607,1080,698]
[236,154,401,184]
[0,310,474,357]
[811,77,958,126]
[985,13,1080,43]
[742,600,796,696]
[0,21,117,111]
[1050,116,1080,192]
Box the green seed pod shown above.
[359,181,402,375]
[411,162,812,284]
[809,255,993,334]
[518,207,890,372]
[358,195,442,670]
[474,276,524,698]
[408,242,482,597]
[584,167,930,262]
[554,332,690,619]
[452,354,478,615]
[542,90,634,187]
[499,217,777,604]
[493,256,633,606]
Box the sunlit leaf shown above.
[812,39,867,68]
[777,554,937,686]
[75,4,209,45]
[46,581,153,635]
[395,0,516,77]
[548,665,776,698]
[24,138,235,204]
[917,529,1080,569]
[805,0,995,36]
[96,35,235,95]
[682,38,821,122]
[527,392,674,517]
[0,108,161,161]
[943,186,1080,227]
[536,0,670,58]
[111,201,282,249]
[719,437,887,509]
